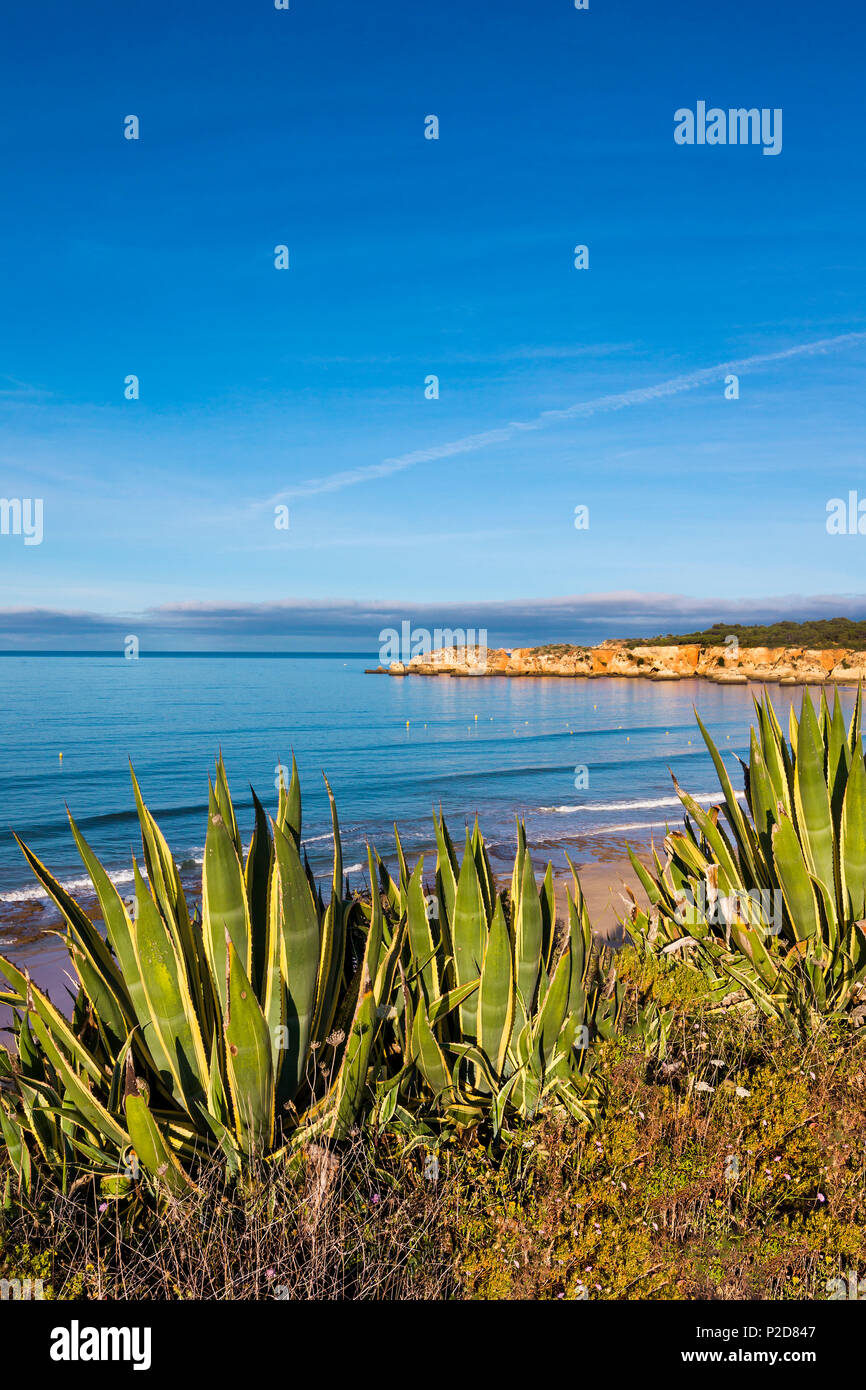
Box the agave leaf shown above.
[129,766,199,979]
[792,692,837,900]
[433,809,458,932]
[514,850,543,1018]
[540,863,556,973]
[131,861,209,1110]
[245,787,273,998]
[0,1104,31,1192]
[311,778,346,1043]
[327,886,388,1138]
[452,831,486,1037]
[67,816,161,1053]
[695,711,761,883]
[272,823,321,1100]
[841,747,866,920]
[28,1011,129,1152]
[276,752,302,845]
[213,754,242,857]
[471,817,494,921]
[427,978,479,1025]
[406,858,441,1007]
[410,1004,453,1099]
[202,779,253,1013]
[13,835,132,1041]
[770,816,819,943]
[477,897,514,1079]
[0,954,105,1086]
[224,940,275,1154]
[124,1094,192,1197]
[537,946,572,1072]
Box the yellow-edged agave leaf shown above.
[311,778,346,1043]
[28,1012,129,1151]
[515,849,543,1015]
[433,809,458,931]
[224,940,275,1154]
[827,689,851,819]
[471,817,494,920]
[841,746,866,920]
[13,835,131,1040]
[695,711,761,882]
[669,776,741,892]
[213,754,242,856]
[411,1003,450,1098]
[272,823,320,1098]
[394,822,410,891]
[129,766,198,964]
[67,815,155,1037]
[771,815,820,943]
[363,844,384,987]
[206,1030,230,1128]
[124,1094,192,1197]
[729,923,779,990]
[276,751,302,844]
[202,780,252,1012]
[427,978,479,1024]
[131,861,209,1109]
[261,864,285,1082]
[65,942,132,1047]
[848,686,863,754]
[626,846,663,906]
[406,857,441,1006]
[0,1104,31,1190]
[540,864,556,972]
[453,830,486,1035]
[0,953,105,1085]
[746,728,780,869]
[477,897,514,1078]
[756,695,793,812]
[537,946,571,1072]
[793,693,836,897]
[326,851,388,1137]
[329,989,378,1140]
[245,787,273,997]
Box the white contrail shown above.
[265,331,866,504]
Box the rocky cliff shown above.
[373,642,866,684]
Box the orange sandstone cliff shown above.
[377,642,866,684]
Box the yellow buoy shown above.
[58,752,63,761]
[474,714,478,721]
[405,720,410,728]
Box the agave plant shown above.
[0,757,401,1201]
[367,816,620,1132]
[624,689,866,1033]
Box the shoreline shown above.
[370,640,866,685]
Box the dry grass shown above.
[2,1133,458,1300]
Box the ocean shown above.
[1,653,848,944]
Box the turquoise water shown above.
[1,654,843,931]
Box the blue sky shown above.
[1,0,865,649]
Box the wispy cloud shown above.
[262,332,866,506]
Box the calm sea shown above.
[0,655,851,937]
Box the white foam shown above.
[537,792,745,815]
[0,865,141,906]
